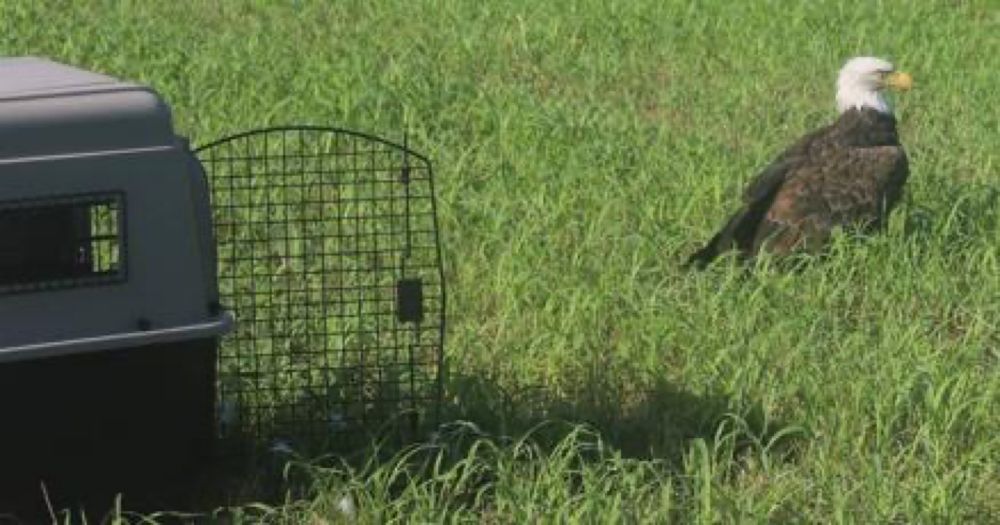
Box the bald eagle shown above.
[686,56,913,269]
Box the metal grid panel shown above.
[0,192,125,294]
[197,127,445,447]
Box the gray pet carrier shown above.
[0,57,445,516]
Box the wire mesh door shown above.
[196,127,445,449]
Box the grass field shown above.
[3,0,999,522]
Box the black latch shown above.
[396,278,424,323]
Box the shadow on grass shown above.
[0,341,814,523]
[0,364,806,524]
[442,365,797,468]
[153,368,803,519]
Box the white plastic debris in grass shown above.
[269,438,295,456]
[336,492,357,520]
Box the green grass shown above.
[3,0,999,522]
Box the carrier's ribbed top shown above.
[0,57,175,159]
[0,57,119,99]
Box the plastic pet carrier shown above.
[0,56,445,517]
[0,57,232,514]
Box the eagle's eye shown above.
[873,70,893,86]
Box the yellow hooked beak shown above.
[884,71,913,91]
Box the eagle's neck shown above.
[836,85,891,115]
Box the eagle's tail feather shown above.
[684,195,777,270]
[683,210,746,270]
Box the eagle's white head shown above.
[836,56,913,115]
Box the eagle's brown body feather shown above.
[686,107,909,268]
